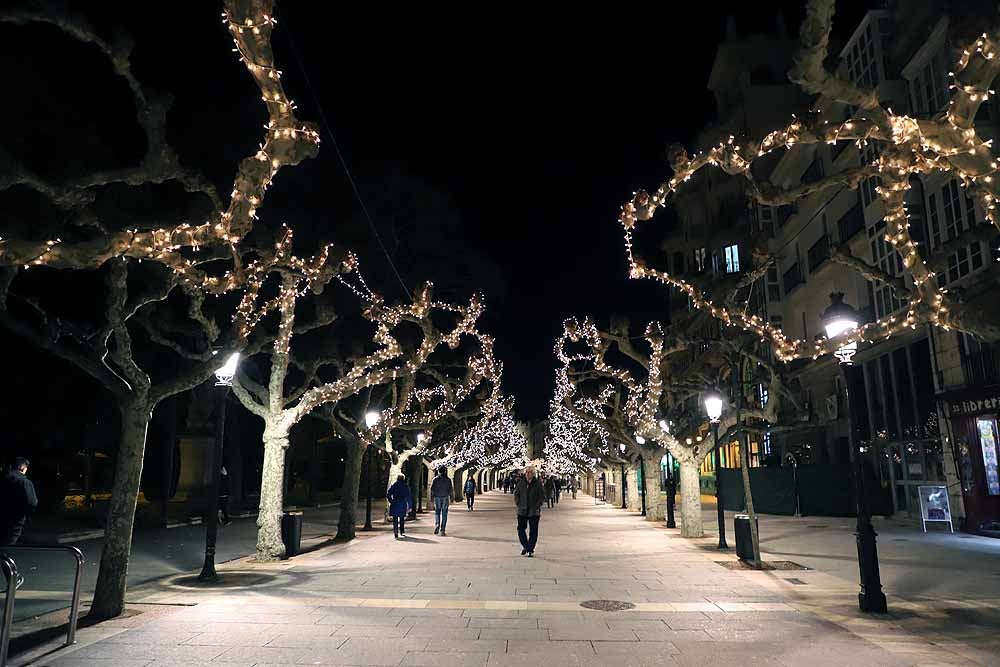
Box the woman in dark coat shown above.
[387,474,413,539]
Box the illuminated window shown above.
[724,245,740,273]
[693,247,707,272]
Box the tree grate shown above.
[715,560,811,571]
[580,600,636,611]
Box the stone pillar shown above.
[627,462,642,511]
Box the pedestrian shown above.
[431,468,453,536]
[218,466,232,525]
[514,465,545,557]
[464,476,477,511]
[543,475,556,509]
[1,457,38,546]
[554,477,561,504]
[570,476,577,500]
[387,474,413,539]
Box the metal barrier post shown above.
[1,555,17,667]
[2,546,85,652]
[66,547,84,645]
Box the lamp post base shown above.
[856,524,888,613]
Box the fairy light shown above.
[618,27,1000,355]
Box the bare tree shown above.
[620,0,1000,356]
[232,272,498,557]
[549,317,787,543]
[0,0,322,617]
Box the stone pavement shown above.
[13,491,997,666]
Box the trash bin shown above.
[281,511,304,558]
[734,514,758,562]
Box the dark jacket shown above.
[464,479,477,495]
[514,476,545,517]
[431,475,453,498]
[0,470,38,530]
[386,480,413,518]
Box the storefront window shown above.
[976,417,1000,495]
[957,437,976,494]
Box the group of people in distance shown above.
[386,464,580,558]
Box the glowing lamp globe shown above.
[635,435,646,444]
[821,292,860,364]
[416,432,426,443]
[365,411,381,428]
[704,391,723,422]
[658,419,670,433]
[213,352,240,387]
[619,443,627,453]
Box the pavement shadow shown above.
[398,536,435,544]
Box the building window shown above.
[803,156,824,184]
[927,192,941,246]
[838,199,865,242]
[860,144,882,207]
[942,180,963,241]
[724,244,740,273]
[754,203,775,237]
[693,247,707,272]
[911,52,946,116]
[766,266,780,302]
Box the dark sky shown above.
[1,0,877,432]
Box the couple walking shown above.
[388,469,479,539]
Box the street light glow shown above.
[213,351,240,387]
[365,411,381,428]
[704,391,723,422]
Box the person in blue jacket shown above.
[387,474,413,539]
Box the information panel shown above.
[917,485,953,533]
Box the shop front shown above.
[942,389,1000,536]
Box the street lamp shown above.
[704,390,727,549]
[362,411,381,531]
[821,292,887,613]
[200,352,239,581]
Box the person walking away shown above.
[514,465,545,556]
[554,477,561,504]
[1,457,38,546]
[431,468,453,536]
[464,476,477,510]
[570,476,577,499]
[543,475,556,509]
[387,474,413,539]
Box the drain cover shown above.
[580,599,636,611]
[784,578,807,585]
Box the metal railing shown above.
[0,546,85,667]
[1,556,16,667]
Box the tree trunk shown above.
[90,402,151,619]
[642,456,665,521]
[678,459,704,538]
[739,431,762,567]
[453,468,464,501]
[255,429,290,560]
[336,439,363,541]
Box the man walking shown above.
[431,468,453,536]
[514,465,545,557]
[1,457,38,546]
[464,475,477,511]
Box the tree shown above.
[549,316,786,541]
[232,271,498,557]
[620,0,1000,356]
[0,0,322,618]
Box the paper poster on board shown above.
[917,485,953,532]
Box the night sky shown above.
[1,0,877,440]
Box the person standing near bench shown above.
[514,465,545,557]
[431,468,453,536]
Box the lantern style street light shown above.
[362,410,381,531]
[821,292,887,613]
[704,390,727,549]
[200,352,239,581]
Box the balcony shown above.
[837,201,865,243]
[783,263,804,294]
[807,236,830,273]
[964,346,1000,387]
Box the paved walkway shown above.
[14,491,997,666]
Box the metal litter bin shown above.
[734,514,758,562]
[281,511,304,557]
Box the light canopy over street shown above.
[2,0,1000,665]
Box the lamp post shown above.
[199,352,239,581]
[618,443,628,509]
[635,435,648,517]
[704,390,727,549]
[659,420,676,528]
[822,292,887,613]
[362,411,380,531]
